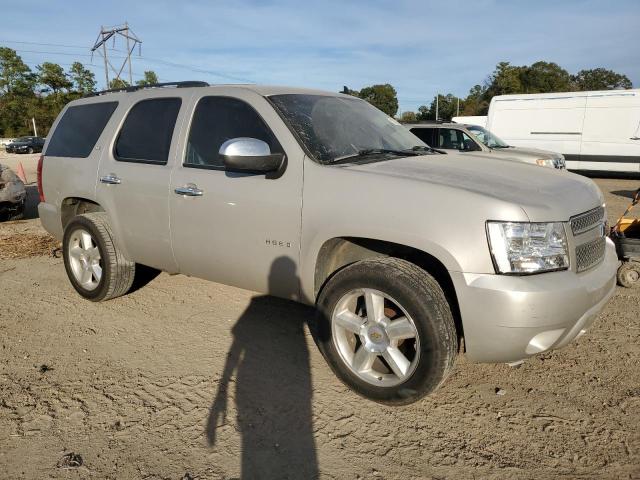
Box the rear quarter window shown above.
[46,102,119,158]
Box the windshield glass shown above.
[269,94,427,164]
[466,125,509,148]
[15,137,31,142]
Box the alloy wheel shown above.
[331,288,420,387]
[67,228,103,291]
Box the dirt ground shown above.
[0,152,639,479]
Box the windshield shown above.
[15,137,31,142]
[466,125,509,148]
[269,94,427,164]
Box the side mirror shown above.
[219,138,284,173]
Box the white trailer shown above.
[486,89,640,173]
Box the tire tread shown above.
[64,212,135,301]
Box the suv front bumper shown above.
[451,238,618,363]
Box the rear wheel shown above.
[63,213,135,301]
[617,261,640,288]
[27,147,34,154]
[314,257,457,405]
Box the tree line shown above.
[0,46,158,137]
[344,61,632,122]
[0,44,634,137]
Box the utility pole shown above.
[435,94,439,121]
[456,97,460,117]
[91,23,142,89]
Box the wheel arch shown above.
[313,237,464,347]
[61,197,105,229]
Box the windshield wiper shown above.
[329,148,420,164]
[409,145,443,154]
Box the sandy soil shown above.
[0,173,639,479]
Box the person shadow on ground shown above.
[206,257,319,479]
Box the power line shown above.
[3,38,254,84]
[9,49,129,59]
[10,48,252,83]
[20,59,163,81]
[0,39,87,49]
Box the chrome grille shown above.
[576,236,606,272]
[570,206,605,235]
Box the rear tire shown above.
[27,147,34,154]
[617,261,640,288]
[313,257,457,405]
[63,213,135,301]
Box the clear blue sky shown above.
[2,0,638,113]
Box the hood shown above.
[342,154,602,221]
[491,146,560,159]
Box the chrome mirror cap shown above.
[219,137,271,157]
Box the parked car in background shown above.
[486,89,640,173]
[0,164,26,220]
[406,122,566,169]
[38,82,616,405]
[5,136,46,154]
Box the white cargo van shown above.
[451,115,487,127]
[486,89,640,173]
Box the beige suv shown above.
[38,82,617,404]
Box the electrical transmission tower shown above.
[91,23,142,88]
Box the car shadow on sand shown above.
[206,257,319,479]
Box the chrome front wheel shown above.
[332,288,420,387]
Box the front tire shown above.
[314,257,457,405]
[63,213,135,301]
[27,147,34,154]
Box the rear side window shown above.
[115,98,182,164]
[185,96,282,168]
[46,102,118,158]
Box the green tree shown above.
[571,68,633,91]
[69,62,96,94]
[520,61,572,93]
[109,78,130,90]
[426,93,463,121]
[461,84,489,115]
[416,105,430,121]
[358,83,399,116]
[484,62,523,98]
[37,62,72,93]
[136,70,159,86]
[399,111,417,123]
[0,47,36,95]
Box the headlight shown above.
[535,158,554,168]
[487,221,569,274]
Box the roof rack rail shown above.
[85,81,209,97]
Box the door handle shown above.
[100,174,121,185]
[630,137,640,140]
[174,184,204,197]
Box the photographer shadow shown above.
[206,257,319,479]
